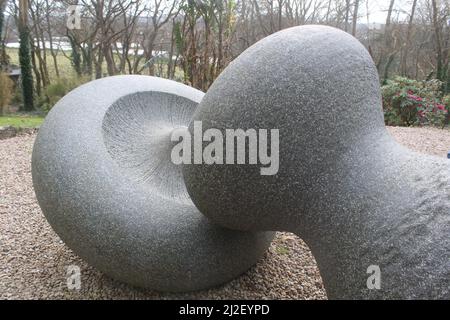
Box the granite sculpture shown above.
[32,75,274,292]
[182,25,450,299]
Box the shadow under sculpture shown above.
[182,26,450,299]
[32,75,274,292]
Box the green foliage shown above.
[381,77,448,127]
[173,21,184,54]
[68,34,82,76]
[39,76,89,113]
[0,72,13,115]
[0,114,44,128]
[6,47,77,81]
[18,28,34,111]
[442,94,450,126]
[71,45,82,76]
[442,94,450,109]
[46,81,66,97]
[225,0,236,36]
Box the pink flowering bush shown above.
[381,77,448,127]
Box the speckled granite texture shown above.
[183,26,450,299]
[32,75,274,292]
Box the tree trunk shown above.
[18,0,34,111]
[352,0,359,36]
[30,43,41,97]
[344,0,350,32]
[45,0,59,78]
[400,0,417,77]
[431,0,444,81]
[0,0,6,68]
[377,0,395,79]
[95,44,104,79]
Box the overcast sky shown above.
[360,0,410,24]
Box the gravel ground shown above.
[1,127,449,300]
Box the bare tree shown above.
[351,0,359,36]
[431,0,446,81]
[135,0,179,75]
[344,0,350,31]
[400,0,418,77]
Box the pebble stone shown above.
[1,126,447,298]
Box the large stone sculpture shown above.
[182,25,450,299]
[32,75,274,292]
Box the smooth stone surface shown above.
[32,75,274,292]
[183,26,450,299]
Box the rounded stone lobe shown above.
[182,25,450,299]
[32,75,274,292]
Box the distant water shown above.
[6,38,72,51]
[5,39,157,56]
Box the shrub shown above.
[381,77,448,127]
[40,76,90,113]
[442,94,450,127]
[11,85,23,106]
[0,72,14,115]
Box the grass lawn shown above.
[0,114,45,128]
[6,47,77,81]
[5,47,183,82]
